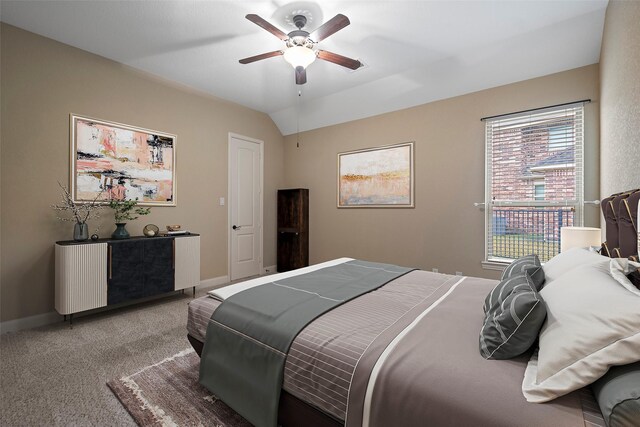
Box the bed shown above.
[187,190,640,427]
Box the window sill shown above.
[481,260,509,272]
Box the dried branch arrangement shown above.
[51,182,104,223]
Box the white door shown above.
[229,134,263,281]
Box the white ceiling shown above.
[1,0,608,135]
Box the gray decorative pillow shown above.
[484,254,544,314]
[479,272,547,360]
[500,254,545,291]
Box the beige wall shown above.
[599,0,640,197]
[284,65,600,279]
[0,21,606,325]
[0,24,285,322]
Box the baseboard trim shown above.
[1,272,274,334]
[0,311,62,335]
[197,275,230,291]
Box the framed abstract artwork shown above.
[337,142,414,208]
[70,114,176,206]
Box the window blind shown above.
[484,103,585,262]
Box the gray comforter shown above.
[198,260,413,427]
[188,269,604,427]
[345,274,588,427]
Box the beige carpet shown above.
[108,349,251,427]
[0,291,210,426]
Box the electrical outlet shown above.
[432,268,439,273]
[263,266,274,275]
[456,271,463,276]
[219,197,225,206]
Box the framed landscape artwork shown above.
[338,142,414,208]
[70,114,176,206]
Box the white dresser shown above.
[55,234,200,324]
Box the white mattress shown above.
[207,257,353,301]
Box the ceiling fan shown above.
[239,13,362,85]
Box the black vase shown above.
[73,223,89,241]
[112,223,130,239]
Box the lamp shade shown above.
[560,227,601,252]
[283,46,316,69]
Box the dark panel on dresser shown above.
[277,189,309,272]
[143,238,175,296]
[108,240,145,305]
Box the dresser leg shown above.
[193,286,196,298]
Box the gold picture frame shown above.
[337,142,414,208]
[70,114,176,206]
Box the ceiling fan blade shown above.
[311,14,350,42]
[245,14,288,41]
[317,50,362,70]
[239,50,283,64]
[295,66,307,85]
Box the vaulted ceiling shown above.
[1,0,608,135]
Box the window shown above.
[484,103,584,263]
[534,182,545,201]
[548,125,573,151]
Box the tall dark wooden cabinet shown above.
[277,189,309,272]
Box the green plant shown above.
[108,198,151,222]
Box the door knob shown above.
[232,225,241,230]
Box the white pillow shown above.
[542,247,608,282]
[522,262,640,403]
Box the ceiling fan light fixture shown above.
[283,46,316,69]
[241,13,360,84]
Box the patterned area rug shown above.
[107,349,251,427]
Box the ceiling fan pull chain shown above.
[296,89,302,148]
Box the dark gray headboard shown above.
[601,189,640,288]
[601,189,639,260]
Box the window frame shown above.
[482,102,585,266]
[533,182,545,201]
